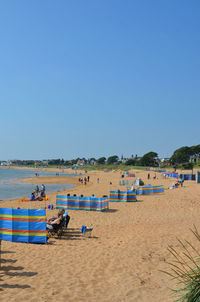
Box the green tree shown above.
[139,152,158,167]
[88,158,96,164]
[107,155,119,165]
[97,157,106,165]
[48,159,61,165]
[189,145,200,163]
[190,144,200,156]
[71,158,79,165]
[125,159,135,166]
[64,160,71,166]
[170,146,191,164]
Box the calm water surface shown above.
[0,168,75,200]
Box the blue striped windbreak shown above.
[0,208,47,244]
[136,185,164,195]
[163,173,178,178]
[109,190,137,202]
[180,174,196,181]
[56,196,109,211]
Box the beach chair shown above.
[47,215,70,239]
[47,221,64,238]
[81,225,93,237]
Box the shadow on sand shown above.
[0,249,37,291]
[60,229,83,240]
[104,208,118,213]
[48,228,99,242]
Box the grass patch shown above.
[11,164,149,172]
[70,164,147,171]
[163,226,200,302]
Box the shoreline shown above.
[0,166,83,202]
[1,166,199,203]
[15,176,81,201]
[0,165,82,174]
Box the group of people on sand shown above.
[30,184,46,201]
[79,176,90,185]
[169,177,184,189]
[147,173,157,180]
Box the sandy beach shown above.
[1,168,200,302]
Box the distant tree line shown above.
[2,144,199,168]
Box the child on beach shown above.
[179,178,184,187]
[30,192,36,201]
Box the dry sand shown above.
[1,168,200,302]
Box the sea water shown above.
[0,168,75,200]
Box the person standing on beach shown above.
[41,184,45,192]
[147,173,150,179]
[35,185,39,196]
[40,184,46,197]
[97,178,99,184]
[87,175,90,182]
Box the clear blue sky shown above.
[0,1,199,160]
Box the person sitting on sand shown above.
[174,180,180,188]
[30,192,36,201]
[48,208,65,223]
[179,178,184,187]
[46,211,64,231]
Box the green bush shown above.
[163,226,200,302]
